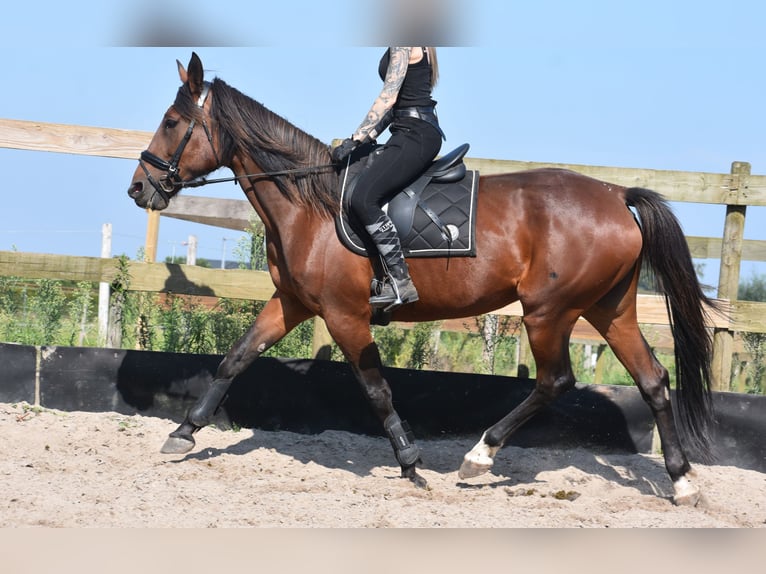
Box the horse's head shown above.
[128,52,221,210]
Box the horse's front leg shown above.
[161,292,312,454]
[326,313,427,489]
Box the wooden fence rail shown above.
[3,118,766,205]
[2,249,764,335]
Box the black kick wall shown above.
[1,343,763,472]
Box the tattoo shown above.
[353,47,411,142]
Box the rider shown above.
[332,47,444,311]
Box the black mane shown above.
[174,78,339,217]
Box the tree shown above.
[738,272,766,302]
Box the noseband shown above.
[139,82,220,205]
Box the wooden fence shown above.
[2,118,766,392]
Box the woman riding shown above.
[332,46,444,312]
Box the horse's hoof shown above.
[402,467,429,490]
[672,473,702,507]
[458,433,498,479]
[673,491,702,507]
[458,457,493,479]
[160,434,195,455]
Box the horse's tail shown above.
[625,187,716,461]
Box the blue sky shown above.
[1,1,764,289]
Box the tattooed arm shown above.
[351,46,412,143]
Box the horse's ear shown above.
[176,53,204,93]
[176,59,188,84]
[185,52,205,95]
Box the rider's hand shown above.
[331,137,359,164]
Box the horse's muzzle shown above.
[128,180,169,210]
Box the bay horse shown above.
[128,52,717,505]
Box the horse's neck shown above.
[231,155,321,242]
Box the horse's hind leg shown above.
[459,311,579,479]
[584,305,700,506]
[161,292,312,454]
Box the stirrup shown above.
[370,275,418,312]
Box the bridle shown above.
[139,82,221,205]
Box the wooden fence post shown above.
[516,323,531,379]
[144,209,160,263]
[312,318,334,360]
[185,235,197,266]
[97,223,112,346]
[593,344,608,385]
[711,161,750,391]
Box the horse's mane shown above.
[174,78,339,218]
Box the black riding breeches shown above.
[348,117,442,227]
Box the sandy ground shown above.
[1,402,764,528]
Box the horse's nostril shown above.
[128,182,142,198]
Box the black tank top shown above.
[378,48,437,109]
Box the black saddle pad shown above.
[335,153,479,258]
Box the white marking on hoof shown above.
[672,472,701,507]
[458,433,500,479]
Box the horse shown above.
[128,52,717,505]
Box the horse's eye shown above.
[164,118,179,130]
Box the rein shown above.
[180,164,338,189]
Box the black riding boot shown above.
[366,214,419,311]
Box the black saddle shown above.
[335,143,479,259]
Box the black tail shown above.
[625,187,716,461]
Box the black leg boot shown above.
[366,214,419,311]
